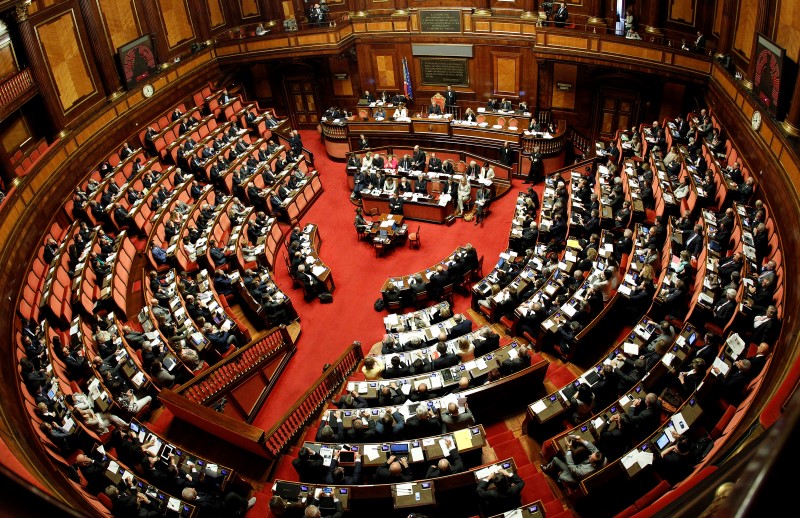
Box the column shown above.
[392,0,409,16]
[260,0,282,27]
[780,71,800,137]
[14,1,65,133]
[521,0,537,19]
[716,0,736,55]
[586,0,607,32]
[349,0,367,18]
[742,0,770,90]
[536,60,552,113]
[192,0,212,42]
[642,0,664,35]
[140,0,170,64]
[77,0,123,97]
[473,0,492,17]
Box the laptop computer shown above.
[655,431,671,450]
[274,481,302,501]
[390,443,409,455]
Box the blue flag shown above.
[402,57,413,100]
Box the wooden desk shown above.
[363,192,452,224]
[489,500,545,518]
[300,223,335,293]
[367,213,407,249]
[392,481,435,509]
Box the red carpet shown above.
[250,131,522,432]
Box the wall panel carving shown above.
[668,0,696,26]
[97,0,141,53]
[156,0,195,49]
[0,114,31,151]
[240,0,260,18]
[775,0,800,61]
[492,52,519,96]
[35,10,96,113]
[374,54,397,90]
[207,0,225,28]
[733,0,757,59]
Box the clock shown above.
[142,84,154,98]
[751,110,762,131]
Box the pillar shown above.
[349,0,367,18]
[742,0,770,90]
[642,0,664,35]
[716,0,736,55]
[14,1,65,133]
[586,0,607,32]
[521,0,536,19]
[77,0,124,97]
[781,71,800,137]
[392,0,409,16]
[473,0,492,17]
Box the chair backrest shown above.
[508,118,518,129]
[476,115,486,124]
[431,93,445,112]
[496,117,506,127]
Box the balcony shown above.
[0,68,36,120]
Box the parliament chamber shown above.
[0,0,799,517]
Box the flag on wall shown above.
[402,57,413,100]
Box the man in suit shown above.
[373,456,412,484]
[441,402,475,432]
[428,99,442,115]
[405,406,442,438]
[388,193,404,215]
[445,85,457,106]
[542,436,604,487]
[527,146,543,183]
[683,224,704,259]
[499,142,514,166]
[358,134,369,149]
[752,306,779,344]
[430,342,459,370]
[553,2,568,27]
[412,145,426,170]
[383,355,412,378]
[427,153,442,172]
[363,90,375,103]
[715,358,754,405]
[712,288,738,326]
[425,445,464,478]
[316,411,345,442]
[500,98,513,111]
[477,468,525,516]
[324,451,362,485]
[747,343,771,376]
[292,447,326,483]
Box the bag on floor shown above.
[374,298,385,311]
[319,292,333,304]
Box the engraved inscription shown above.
[420,58,469,86]
[419,10,462,33]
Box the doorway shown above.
[594,87,640,140]
[283,77,321,129]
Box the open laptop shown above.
[274,481,302,501]
[389,443,410,455]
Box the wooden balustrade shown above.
[0,69,34,111]
[262,341,364,456]
[174,327,296,422]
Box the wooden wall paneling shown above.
[240,0,261,19]
[775,0,800,62]
[551,62,577,110]
[206,0,227,29]
[155,0,196,50]
[0,113,32,151]
[365,46,400,91]
[732,0,757,60]
[95,0,142,54]
[668,0,696,27]
[77,0,125,95]
[0,37,18,80]
[328,55,355,99]
[33,6,102,117]
[491,51,520,97]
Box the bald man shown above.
[373,455,412,483]
[425,438,465,478]
[441,401,476,432]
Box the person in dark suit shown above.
[373,456,412,484]
[428,100,442,115]
[444,85,457,106]
[553,2,568,27]
[527,146,542,183]
[427,153,442,172]
[477,468,525,516]
[316,411,345,442]
[498,142,514,166]
[383,355,412,378]
[405,406,442,438]
[715,358,754,405]
[683,224,705,259]
[425,446,464,478]
[363,90,375,103]
[746,343,771,376]
[292,447,327,483]
[411,145,426,170]
[358,134,369,149]
[712,288,738,326]
[751,306,780,344]
[499,345,531,375]
[431,342,459,370]
[388,193,404,215]
[448,314,473,339]
[325,451,362,485]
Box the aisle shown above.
[250,131,520,431]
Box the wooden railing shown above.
[262,341,364,456]
[175,326,296,422]
[567,127,593,159]
[0,69,34,111]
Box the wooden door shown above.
[284,78,320,129]
[595,88,639,140]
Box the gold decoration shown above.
[781,120,800,138]
[14,1,31,22]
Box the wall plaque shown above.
[420,57,469,86]
[419,10,462,33]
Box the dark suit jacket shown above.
[477,474,525,515]
[448,320,473,339]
